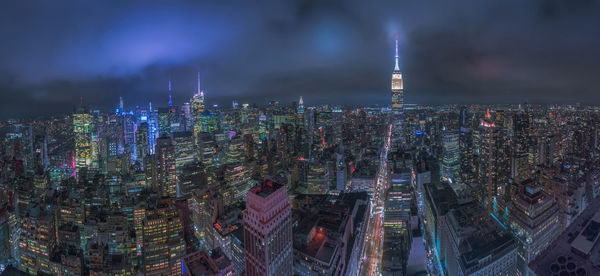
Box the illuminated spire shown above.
[394,39,400,71]
[168,77,172,107]
[299,96,303,106]
[197,72,204,97]
[197,72,201,95]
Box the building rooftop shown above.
[529,195,600,276]
[293,193,366,268]
[248,179,283,198]
[447,202,518,272]
[182,250,219,276]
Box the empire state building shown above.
[391,39,404,148]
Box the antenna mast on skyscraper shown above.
[168,76,173,107]
[197,72,201,95]
[394,38,400,71]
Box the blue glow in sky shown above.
[1,0,600,118]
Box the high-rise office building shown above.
[191,72,205,146]
[508,182,560,274]
[459,105,468,128]
[181,102,192,131]
[441,129,460,182]
[476,110,511,211]
[158,108,171,137]
[459,127,475,184]
[307,162,329,194]
[243,179,293,276]
[512,109,531,183]
[136,122,150,162]
[148,102,159,153]
[391,39,404,149]
[169,105,181,133]
[156,136,177,198]
[18,206,56,275]
[73,107,92,174]
[201,111,219,133]
[142,198,186,275]
[123,112,136,155]
[382,171,413,274]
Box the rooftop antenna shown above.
[197,72,201,94]
[394,38,400,71]
[168,76,173,107]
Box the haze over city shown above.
[1,1,600,276]
[2,0,600,119]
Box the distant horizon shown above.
[2,100,596,122]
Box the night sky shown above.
[1,0,599,119]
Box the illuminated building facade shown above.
[174,132,196,170]
[512,109,531,183]
[142,199,186,275]
[18,209,56,275]
[459,127,475,184]
[476,110,511,211]
[201,111,219,133]
[508,182,560,274]
[307,162,329,194]
[441,129,460,182]
[191,72,205,146]
[243,179,293,276]
[73,109,92,173]
[391,39,404,149]
[382,171,412,274]
[136,122,150,163]
[123,112,136,158]
[156,136,177,198]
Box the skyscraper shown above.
[383,171,413,274]
[158,108,171,137]
[476,110,511,212]
[459,126,475,184]
[136,122,150,162]
[391,39,404,149]
[512,109,531,183]
[123,112,136,157]
[298,96,304,115]
[441,129,460,182]
[156,136,177,198]
[459,105,468,128]
[18,207,55,275]
[73,107,92,174]
[508,182,560,273]
[142,198,186,275]
[192,72,205,144]
[243,179,293,276]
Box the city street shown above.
[360,124,392,276]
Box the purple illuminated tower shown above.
[243,179,293,276]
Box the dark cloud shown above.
[1,0,600,118]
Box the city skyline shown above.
[2,2,600,276]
